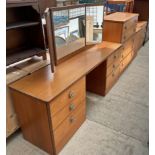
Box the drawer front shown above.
[106,60,120,77]
[122,17,137,42]
[52,99,84,130]
[121,37,134,61]
[133,29,146,52]
[120,52,132,73]
[123,17,138,32]
[106,66,120,92]
[54,102,86,154]
[107,47,122,67]
[122,27,135,42]
[50,77,85,116]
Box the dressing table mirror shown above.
[45,5,86,65]
[86,4,104,44]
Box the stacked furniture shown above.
[87,12,147,95]
[8,12,147,155]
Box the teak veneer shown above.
[10,41,121,102]
[9,41,121,154]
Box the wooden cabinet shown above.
[103,12,138,43]
[133,21,147,54]
[6,0,46,66]
[10,77,86,154]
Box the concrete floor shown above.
[6,42,149,155]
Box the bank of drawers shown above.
[121,17,137,42]
[49,77,86,154]
[120,52,133,73]
[134,22,147,53]
[105,37,134,94]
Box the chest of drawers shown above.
[103,12,138,43]
[133,21,147,54]
[10,77,86,155]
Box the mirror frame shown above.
[45,4,104,67]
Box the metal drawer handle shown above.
[68,91,75,99]
[69,116,75,123]
[69,103,75,111]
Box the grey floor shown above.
[6,42,149,155]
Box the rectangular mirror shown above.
[86,4,104,44]
[51,5,86,63]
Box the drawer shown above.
[106,61,120,77]
[54,101,86,153]
[50,77,85,116]
[106,66,120,92]
[123,17,138,32]
[107,47,122,67]
[121,37,134,61]
[52,99,84,130]
[120,52,132,73]
[122,27,135,42]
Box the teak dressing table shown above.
[9,41,122,154]
[9,12,147,155]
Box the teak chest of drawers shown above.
[103,12,139,43]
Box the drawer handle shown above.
[68,91,75,99]
[69,116,75,123]
[69,103,75,111]
[113,64,115,68]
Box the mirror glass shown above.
[52,6,86,61]
[86,5,104,44]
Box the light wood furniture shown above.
[9,41,122,154]
[103,12,138,43]
[86,37,134,95]
[89,12,140,95]
[106,0,134,13]
[8,12,147,155]
[133,21,147,55]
